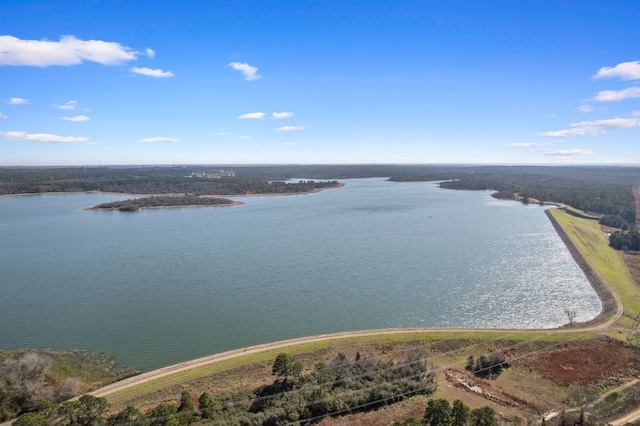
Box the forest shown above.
[1,165,636,222]
[0,167,341,196]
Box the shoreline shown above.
[84,199,245,211]
[544,209,619,326]
[0,183,346,209]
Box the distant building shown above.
[186,170,235,179]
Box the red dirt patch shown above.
[524,337,640,386]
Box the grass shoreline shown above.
[545,209,619,326]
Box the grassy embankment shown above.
[549,208,640,326]
[98,208,640,411]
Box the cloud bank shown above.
[0,35,140,66]
[57,100,77,110]
[0,131,88,143]
[507,143,545,148]
[594,61,640,80]
[228,62,261,81]
[272,112,294,119]
[138,136,180,143]
[543,149,593,156]
[238,112,266,120]
[542,117,639,137]
[61,115,90,122]
[131,67,174,78]
[594,87,640,102]
[9,97,28,105]
[277,126,305,132]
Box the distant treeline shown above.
[1,165,637,220]
[0,167,341,196]
[389,166,637,221]
[90,195,236,212]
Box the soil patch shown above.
[523,337,640,386]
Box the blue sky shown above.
[1,0,639,166]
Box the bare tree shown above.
[569,386,596,426]
[565,309,577,326]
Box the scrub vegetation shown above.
[0,350,138,422]
[88,195,237,212]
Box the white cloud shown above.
[0,112,7,119]
[138,136,180,143]
[542,117,639,137]
[57,100,77,110]
[577,104,594,113]
[240,135,252,139]
[632,111,640,117]
[61,115,90,122]
[131,67,174,78]
[0,131,87,143]
[272,112,295,119]
[0,35,139,66]
[507,143,545,148]
[228,62,262,81]
[281,142,296,146]
[593,87,640,102]
[594,61,640,80]
[543,149,593,156]
[238,112,266,120]
[145,48,155,58]
[277,125,305,132]
[9,97,28,105]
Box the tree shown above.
[198,392,219,419]
[107,406,144,426]
[57,395,108,426]
[470,406,498,426]
[465,352,508,378]
[148,402,179,426]
[565,309,577,326]
[178,390,195,412]
[451,399,470,426]
[569,386,596,426]
[271,353,302,389]
[12,412,51,426]
[424,398,451,426]
[177,390,197,424]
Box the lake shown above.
[0,178,601,371]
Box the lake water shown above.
[0,178,601,371]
